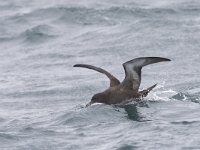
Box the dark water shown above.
[0,0,200,149]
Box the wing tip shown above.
[146,57,171,62]
[123,57,171,66]
[161,57,171,61]
[73,64,81,67]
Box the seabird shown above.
[74,57,170,107]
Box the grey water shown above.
[0,0,200,149]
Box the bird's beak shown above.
[85,101,93,107]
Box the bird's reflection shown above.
[114,101,150,121]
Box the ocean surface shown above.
[0,0,200,149]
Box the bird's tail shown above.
[139,84,157,97]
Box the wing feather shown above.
[121,57,170,91]
[73,64,120,87]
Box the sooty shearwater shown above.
[74,57,170,107]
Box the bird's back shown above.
[95,86,140,104]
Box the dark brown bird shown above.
[74,57,170,107]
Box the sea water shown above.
[0,0,200,149]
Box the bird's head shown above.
[85,93,105,107]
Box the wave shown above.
[0,24,57,44]
[171,120,200,125]
[169,81,200,103]
[0,36,16,43]
[21,24,57,43]
[51,104,133,126]
[0,5,189,44]
[146,89,200,104]
[44,6,178,26]
[4,5,179,27]
[1,87,68,99]
[172,92,200,103]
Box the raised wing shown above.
[73,64,120,87]
[121,57,170,91]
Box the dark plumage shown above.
[74,57,171,107]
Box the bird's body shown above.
[91,86,140,104]
[74,57,170,106]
